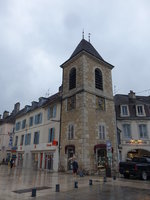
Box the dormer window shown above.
[136,105,145,116]
[120,105,129,116]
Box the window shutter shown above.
[48,129,51,142]
[37,132,40,144]
[29,134,31,145]
[40,113,42,123]
[47,108,50,120]
[53,105,56,118]
[34,115,37,124]
[52,128,55,141]
[25,134,27,145]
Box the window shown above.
[47,105,57,120]
[69,68,76,90]
[22,119,26,129]
[29,116,33,127]
[25,133,31,145]
[48,128,55,143]
[34,113,42,124]
[123,124,131,138]
[95,68,103,90]
[139,124,148,138]
[136,105,145,116]
[96,96,105,110]
[68,124,74,140]
[33,131,40,144]
[20,135,24,145]
[15,136,18,146]
[121,105,129,116]
[15,122,21,131]
[67,95,76,111]
[99,125,105,140]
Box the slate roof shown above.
[15,91,62,119]
[114,94,150,120]
[61,39,114,68]
[70,39,104,61]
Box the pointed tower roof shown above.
[70,39,104,61]
[61,38,114,69]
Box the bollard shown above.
[74,181,78,188]
[113,176,116,180]
[31,188,36,197]
[56,184,60,192]
[89,179,93,186]
[103,176,107,183]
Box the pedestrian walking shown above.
[10,158,14,169]
[72,160,78,176]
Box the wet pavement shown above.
[0,165,150,199]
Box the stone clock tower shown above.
[60,38,117,173]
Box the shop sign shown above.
[47,144,52,147]
[106,140,111,150]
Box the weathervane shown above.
[88,33,91,43]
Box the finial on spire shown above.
[82,29,84,39]
[88,33,91,43]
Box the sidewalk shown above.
[0,165,150,200]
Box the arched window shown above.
[69,68,76,90]
[95,68,103,90]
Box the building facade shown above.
[14,92,61,171]
[115,91,150,162]
[0,103,20,163]
[60,39,117,173]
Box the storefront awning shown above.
[94,144,106,153]
[65,145,75,154]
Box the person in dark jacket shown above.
[72,160,78,175]
[10,158,14,168]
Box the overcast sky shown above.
[0,0,150,115]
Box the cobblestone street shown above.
[0,165,150,200]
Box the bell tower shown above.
[60,37,117,173]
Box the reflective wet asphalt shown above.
[0,165,150,200]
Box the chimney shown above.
[3,111,9,119]
[14,102,20,114]
[128,90,136,102]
